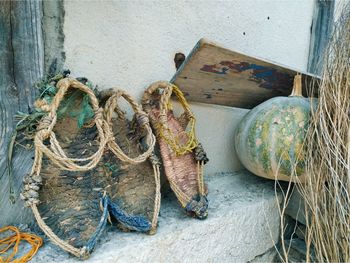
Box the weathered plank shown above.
[171,39,319,109]
[0,1,44,226]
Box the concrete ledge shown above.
[32,171,281,263]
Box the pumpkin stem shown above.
[290,73,303,97]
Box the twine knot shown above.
[94,108,103,121]
[36,115,53,131]
[158,112,168,125]
[185,194,208,220]
[136,112,150,128]
[34,99,51,112]
[194,143,209,164]
[79,247,90,260]
[104,123,115,143]
[21,174,42,206]
[149,153,161,166]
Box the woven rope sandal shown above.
[102,89,161,234]
[21,78,110,259]
[142,81,209,219]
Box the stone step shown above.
[31,171,281,263]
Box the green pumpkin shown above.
[235,75,312,182]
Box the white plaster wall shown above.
[63,0,315,174]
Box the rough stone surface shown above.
[248,247,278,263]
[285,189,307,225]
[282,239,308,263]
[30,171,281,263]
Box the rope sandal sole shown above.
[102,90,161,234]
[21,78,110,259]
[142,81,209,219]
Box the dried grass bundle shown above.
[298,3,350,262]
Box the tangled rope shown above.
[0,226,42,263]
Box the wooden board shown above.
[171,38,319,109]
[0,0,43,226]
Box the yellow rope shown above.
[0,226,42,263]
[157,84,198,155]
[142,81,209,218]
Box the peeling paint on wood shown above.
[171,39,319,109]
[200,61,293,91]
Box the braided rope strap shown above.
[32,78,110,171]
[142,81,209,219]
[21,78,110,259]
[104,89,161,234]
[158,83,198,155]
[104,90,156,164]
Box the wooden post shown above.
[307,1,335,75]
[0,0,44,226]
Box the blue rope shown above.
[106,196,151,232]
[85,195,109,254]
